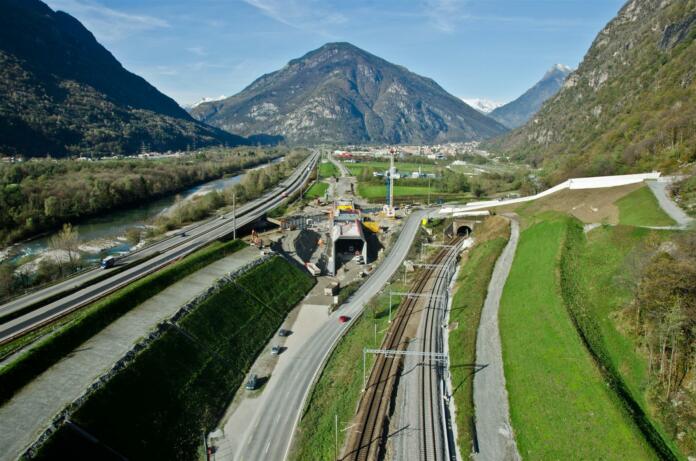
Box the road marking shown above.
[265,441,271,454]
[274,414,280,424]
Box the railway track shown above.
[0,153,319,345]
[419,240,462,461]
[343,237,462,461]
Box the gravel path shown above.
[647,179,693,228]
[473,216,521,461]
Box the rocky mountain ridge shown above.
[488,64,572,129]
[485,0,696,182]
[191,42,508,145]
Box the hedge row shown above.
[34,256,314,460]
[0,239,246,405]
[559,220,681,461]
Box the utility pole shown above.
[428,176,431,206]
[335,413,339,461]
[232,192,237,240]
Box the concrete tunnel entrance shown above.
[456,225,473,237]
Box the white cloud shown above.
[186,46,207,57]
[424,0,467,33]
[45,0,169,42]
[242,0,346,33]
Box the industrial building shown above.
[328,200,367,275]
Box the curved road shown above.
[647,178,693,228]
[473,216,521,461]
[0,153,318,344]
[218,209,426,460]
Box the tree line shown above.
[0,147,288,245]
[626,230,695,454]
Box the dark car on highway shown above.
[245,374,259,390]
[278,329,291,337]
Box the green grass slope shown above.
[561,223,683,459]
[0,239,245,406]
[499,214,657,459]
[34,256,314,460]
[617,186,677,227]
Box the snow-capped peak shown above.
[546,64,573,77]
[461,98,503,114]
[185,95,227,109]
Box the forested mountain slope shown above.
[486,0,696,184]
[0,0,249,157]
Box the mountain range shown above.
[0,0,251,158]
[461,98,503,114]
[489,64,572,129]
[190,42,508,145]
[486,0,696,182]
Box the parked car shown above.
[278,329,291,337]
[338,315,350,324]
[245,374,259,390]
[271,345,281,355]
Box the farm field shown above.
[357,184,470,202]
[305,182,328,199]
[318,161,339,178]
[343,161,440,177]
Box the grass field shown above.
[305,181,328,199]
[567,225,661,404]
[448,161,520,176]
[290,280,406,460]
[319,161,339,178]
[499,214,657,460]
[617,186,676,227]
[449,218,509,455]
[0,239,246,406]
[344,161,440,177]
[35,257,314,460]
[561,223,682,459]
[357,184,470,202]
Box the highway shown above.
[227,209,426,461]
[0,152,319,345]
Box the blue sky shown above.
[45,0,625,106]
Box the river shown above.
[3,157,283,266]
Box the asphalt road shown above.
[224,209,426,461]
[0,153,318,344]
[647,178,693,228]
[473,215,521,461]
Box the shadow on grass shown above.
[450,363,488,396]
